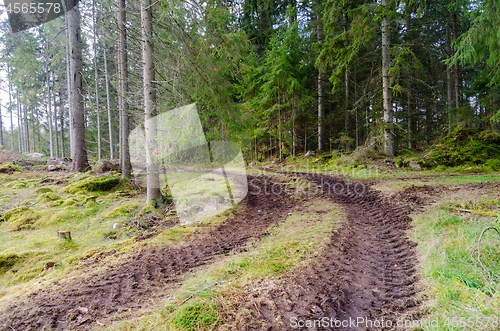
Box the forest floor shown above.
[0,155,499,330]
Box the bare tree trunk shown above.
[17,97,22,153]
[119,0,131,178]
[46,44,54,158]
[317,12,325,151]
[344,13,351,152]
[94,1,101,160]
[382,0,394,156]
[0,101,4,148]
[66,16,74,158]
[103,47,114,160]
[68,5,89,171]
[142,0,161,202]
[406,9,414,148]
[53,73,59,158]
[7,66,14,151]
[59,90,65,157]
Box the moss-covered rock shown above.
[61,197,80,207]
[37,192,62,203]
[0,253,21,275]
[0,162,23,174]
[62,176,122,194]
[427,128,500,168]
[35,187,54,194]
[1,206,40,231]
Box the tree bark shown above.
[344,12,351,152]
[382,0,394,156]
[142,0,161,202]
[94,1,101,161]
[103,47,114,160]
[66,16,74,158]
[317,12,325,151]
[59,90,65,157]
[68,5,89,171]
[0,101,4,148]
[7,66,14,151]
[17,96,22,153]
[46,44,54,158]
[119,0,131,178]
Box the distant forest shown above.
[0,0,498,166]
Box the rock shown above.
[314,158,320,162]
[27,152,44,158]
[95,160,120,173]
[46,165,60,171]
[409,160,422,170]
[77,307,89,315]
[305,150,315,157]
[113,223,125,229]
[204,204,218,211]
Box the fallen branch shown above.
[181,280,228,305]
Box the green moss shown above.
[1,206,40,231]
[106,204,138,218]
[0,253,22,275]
[0,162,23,174]
[62,176,122,194]
[37,192,62,203]
[61,197,80,207]
[426,128,500,168]
[138,203,161,217]
[35,187,54,194]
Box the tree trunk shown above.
[406,8,413,148]
[17,97,22,153]
[66,16,74,158]
[68,5,89,171]
[344,13,351,152]
[119,0,131,178]
[53,73,59,159]
[103,47,114,160]
[142,0,161,203]
[382,0,394,156]
[94,1,101,161]
[46,45,54,158]
[59,90,65,157]
[7,66,14,151]
[317,12,325,151]
[0,101,4,148]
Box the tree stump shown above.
[57,231,72,240]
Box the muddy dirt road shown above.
[0,176,295,330]
[0,173,421,330]
[241,173,420,330]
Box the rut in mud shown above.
[0,175,295,331]
[243,173,420,330]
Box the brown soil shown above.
[0,175,295,331]
[235,173,421,330]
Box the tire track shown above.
[248,173,420,330]
[0,175,296,331]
